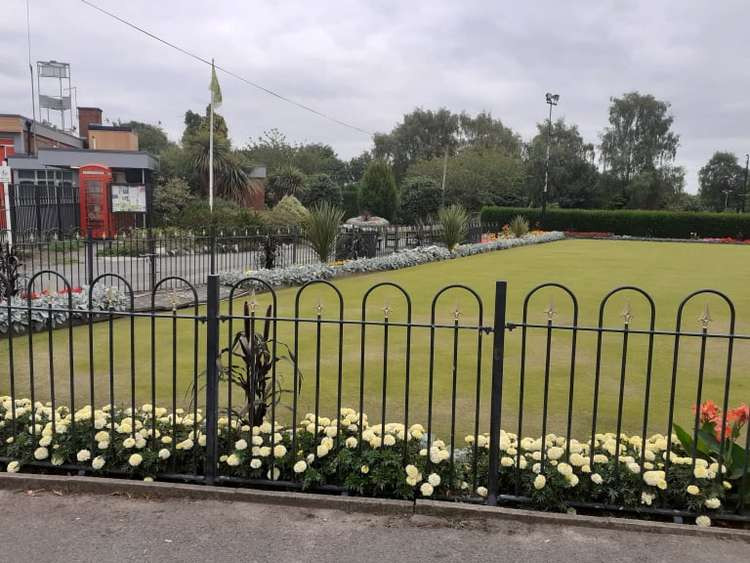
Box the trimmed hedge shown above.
[480,207,750,239]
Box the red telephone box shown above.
[0,139,15,231]
[79,164,113,238]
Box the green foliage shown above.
[303,202,345,262]
[266,165,306,207]
[509,215,529,237]
[408,147,525,211]
[480,206,750,239]
[152,177,197,227]
[300,174,342,208]
[398,176,441,224]
[341,184,360,219]
[119,120,173,155]
[699,152,745,212]
[359,160,399,221]
[438,204,469,250]
[175,198,264,231]
[265,195,309,227]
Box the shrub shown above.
[300,174,342,208]
[438,205,469,251]
[303,202,345,262]
[266,165,306,207]
[359,160,399,221]
[398,176,442,224]
[480,206,750,239]
[342,184,360,219]
[265,195,309,227]
[509,215,529,237]
[152,177,197,227]
[175,198,264,231]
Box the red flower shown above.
[693,400,720,424]
[727,404,750,427]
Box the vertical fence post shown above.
[487,281,507,506]
[85,227,94,286]
[204,273,220,484]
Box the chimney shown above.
[77,107,103,140]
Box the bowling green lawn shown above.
[2,238,749,439]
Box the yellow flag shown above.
[210,62,222,108]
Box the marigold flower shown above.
[420,483,434,496]
[76,449,91,462]
[6,461,20,473]
[428,473,441,487]
[293,460,307,474]
[128,453,143,467]
[92,456,105,470]
[695,515,711,527]
[704,497,721,509]
[533,474,546,490]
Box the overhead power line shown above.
[79,0,373,136]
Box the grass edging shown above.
[2,473,749,541]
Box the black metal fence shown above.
[0,223,485,294]
[1,184,80,233]
[1,267,748,522]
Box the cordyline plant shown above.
[304,202,344,262]
[674,400,750,482]
[438,204,469,251]
[216,302,301,426]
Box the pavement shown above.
[0,488,747,563]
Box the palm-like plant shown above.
[304,202,344,262]
[438,204,469,251]
[188,131,252,203]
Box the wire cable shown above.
[79,0,373,136]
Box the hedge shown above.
[480,207,750,240]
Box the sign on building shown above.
[0,165,11,184]
[111,184,147,213]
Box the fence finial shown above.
[544,301,557,321]
[622,302,633,326]
[699,304,713,329]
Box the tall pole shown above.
[542,93,559,223]
[742,153,749,214]
[440,146,448,206]
[209,78,215,214]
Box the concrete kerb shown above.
[2,473,749,542]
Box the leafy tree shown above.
[457,111,522,155]
[265,195,309,227]
[359,160,399,221]
[119,120,173,155]
[624,166,684,210]
[525,118,599,208]
[398,176,441,224]
[266,165,306,207]
[698,152,744,212]
[407,147,525,211]
[152,177,196,226]
[599,92,680,183]
[341,151,373,186]
[300,174,342,208]
[186,130,250,202]
[341,184,360,219]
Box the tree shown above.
[457,111,522,155]
[186,129,250,202]
[398,176,441,224]
[300,174,342,208]
[152,177,196,226]
[624,166,684,210]
[699,152,744,212]
[599,92,680,183]
[525,118,599,208]
[119,120,173,155]
[407,147,525,211]
[359,160,399,220]
[265,165,306,207]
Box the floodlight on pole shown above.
[542,93,560,222]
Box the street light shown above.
[542,93,560,222]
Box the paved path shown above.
[0,489,746,563]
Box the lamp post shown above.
[742,153,749,214]
[542,92,559,223]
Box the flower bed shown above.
[0,395,744,528]
[0,286,130,335]
[219,231,565,288]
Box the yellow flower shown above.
[360,465,369,474]
[695,515,711,527]
[226,454,241,467]
[6,461,20,473]
[693,465,708,479]
[128,453,143,467]
[533,474,546,490]
[273,445,287,458]
[293,460,307,474]
[643,470,665,487]
[686,485,700,496]
[92,456,105,470]
[704,497,721,509]
[33,447,49,461]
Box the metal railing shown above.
[1,267,748,521]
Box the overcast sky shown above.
[2,1,749,192]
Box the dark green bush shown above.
[342,184,360,219]
[480,207,750,239]
[398,176,441,224]
[359,160,399,221]
[299,173,343,208]
[176,198,265,232]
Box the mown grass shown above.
[2,238,750,440]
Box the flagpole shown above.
[209,59,215,213]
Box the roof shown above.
[7,147,159,170]
[88,124,134,132]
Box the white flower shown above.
[161,436,172,445]
[360,465,369,474]
[687,485,700,496]
[533,474,546,490]
[273,444,287,458]
[704,497,721,509]
[476,486,488,498]
[420,483,434,496]
[641,492,655,506]
[76,449,91,462]
[345,436,357,449]
[695,515,711,527]
[97,441,109,450]
[383,435,396,447]
[226,454,241,467]
[547,446,564,460]
[316,444,329,458]
[293,460,307,474]
[250,458,262,469]
[643,470,666,488]
[501,456,514,467]
[51,455,64,466]
[427,473,441,487]
[591,473,603,485]
[33,447,49,460]
[92,456,105,470]
[556,463,573,477]
[694,465,708,479]
[158,448,171,460]
[122,437,136,449]
[234,439,248,451]
[128,453,143,467]
[39,435,52,447]
[143,476,154,482]
[135,438,147,449]
[6,461,20,473]
[267,467,281,480]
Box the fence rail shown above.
[1,266,749,522]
